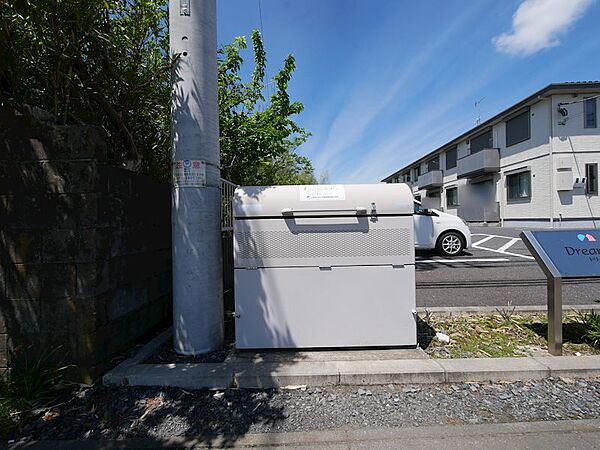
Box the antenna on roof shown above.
[475,97,485,126]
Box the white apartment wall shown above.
[440,157,460,214]
[550,93,600,226]
[499,99,551,164]
[552,152,600,223]
[498,99,553,223]
[393,90,600,227]
[501,156,552,223]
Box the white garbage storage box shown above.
[233,184,416,349]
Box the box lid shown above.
[234,183,414,218]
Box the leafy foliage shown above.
[0,2,314,185]
[218,30,315,185]
[0,0,171,179]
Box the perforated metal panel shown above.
[236,228,411,260]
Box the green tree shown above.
[0,2,315,185]
[218,30,315,185]
[0,0,171,179]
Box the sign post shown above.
[521,230,600,355]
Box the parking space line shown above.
[471,235,496,246]
[471,233,522,240]
[497,237,520,252]
[472,244,535,260]
[416,258,510,264]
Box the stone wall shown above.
[0,107,172,381]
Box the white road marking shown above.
[416,258,510,264]
[470,233,535,260]
[472,244,535,260]
[471,233,521,239]
[497,237,520,252]
[471,235,496,246]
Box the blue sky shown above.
[217,0,600,183]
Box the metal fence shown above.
[220,178,237,293]
[220,178,237,232]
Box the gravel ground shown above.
[14,377,600,446]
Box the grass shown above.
[420,311,600,359]
[0,348,69,438]
[577,311,600,347]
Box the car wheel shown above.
[436,231,464,256]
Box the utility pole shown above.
[169,0,223,354]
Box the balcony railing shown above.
[458,202,500,223]
[457,148,500,179]
[417,170,443,190]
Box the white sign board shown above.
[173,159,206,187]
[299,185,346,202]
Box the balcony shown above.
[417,170,443,190]
[457,148,500,179]
[458,202,500,223]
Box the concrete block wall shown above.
[0,107,171,381]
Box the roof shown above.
[381,81,600,182]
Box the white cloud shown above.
[493,0,594,56]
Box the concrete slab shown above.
[438,357,549,383]
[336,359,445,385]
[102,328,600,389]
[533,355,600,378]
[230,347,428,363]
[233,361,340,389]
[120,363,234,390]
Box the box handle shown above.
[281,207,367,216]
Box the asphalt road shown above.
[416,226,600,308]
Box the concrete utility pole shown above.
[169,0,224,354]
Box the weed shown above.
[575,311,600,348]
[0,347,70,438]
[495,301,516,324]
[422,312,600,359]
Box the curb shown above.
[103,329,600,389]
[11,419,600,449]
[417,304,600,316]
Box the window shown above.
[506,108,530,146]
[584,98,597,128]
[413,166,421,179]
[587,163,598,195]
[470,128,493,154]
[507,171,531,201]
[445,147,457,169]
[446,187,458,207]
[414,202,426,214]
[405,172,411,182]
[427,157,440,172]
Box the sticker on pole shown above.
[299,185,345,202]
[173,159,206,187]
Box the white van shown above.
[413,201,472,256]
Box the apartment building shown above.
[383,82,600,228]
